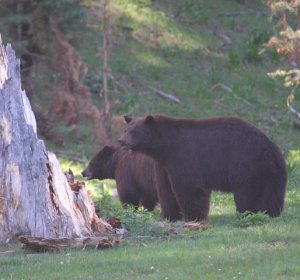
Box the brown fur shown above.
[82,145,158,211]
[119,115,287,221]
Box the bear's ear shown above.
[124,116,132,124]
[145,115,155,126]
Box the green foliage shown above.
[37,0,86,21]
[285,188,300,207]
[0,0,86,44]
[286,150,300,189]
[231,211,270,228]
[84,70,102,94]
[244,30,270,63]
[178,0,202,18]
[268,69,300,87]
[228,50,241,70]
[265,0,300,112]
[287,158,297,179]
[96,191,164,236]
[96,190,122,218]
[211,191,234,207]
[287,149,300,163]
[130,0,152,9]
[121,207,167,236]
[268,0,300,16]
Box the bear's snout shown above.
[118,138,125,146]
[81,168,93,180]
[118,136,128,148]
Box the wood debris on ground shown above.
[106,216,122,229]
[183,221,209,231]
[18,233,123,253]
[96,235,122,250]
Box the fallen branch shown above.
[18,234,122,252]
[148,86,183,105]
[183,222,209,231]
[209,83,233,93]
[209,83,253,107]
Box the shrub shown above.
[231,211,270,228]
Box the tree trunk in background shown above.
[0,36,112,244]
[101,0,112,142]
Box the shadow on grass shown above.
[207,212,237,225]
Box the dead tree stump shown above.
[0,35,111,244]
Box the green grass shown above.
[1,235,300,280]
[1,185,300,279]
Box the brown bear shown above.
[119,115,287,221]
[81,145,159,211]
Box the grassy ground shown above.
[1,183,300,280]
[1,0,300,279]
[1,152,300,279]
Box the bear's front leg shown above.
[116,182,140,209]
[139,196,156,212]
[155,163,182,221]
[172,183,212,221]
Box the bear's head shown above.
[119,115,161,156]
[81,145,117,180]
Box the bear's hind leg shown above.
[234,184,284,217]
[233,175,285,217]
[233,190,261,215]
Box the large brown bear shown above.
[119,115,288,221]
[81,145,159,211]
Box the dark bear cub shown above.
[82,145,158,211]
[119,115,287,221]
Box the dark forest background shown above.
[1,0,299,158]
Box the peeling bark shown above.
[0,35,112,244]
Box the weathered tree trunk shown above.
[0,36,111,244]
